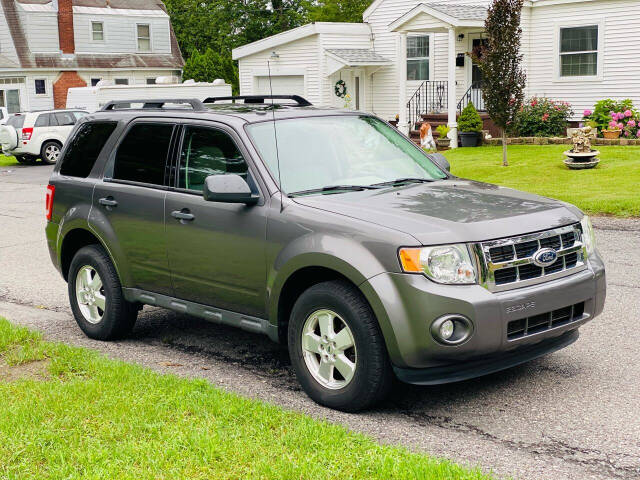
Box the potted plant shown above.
[602,126,622,139]
[458,102,483,147]
[435,125,451,149]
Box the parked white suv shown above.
[0,107,8,125]
[0,109,87,164]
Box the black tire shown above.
[15,155,30,164]
[288,280,393,412]
[40,140,62,165]
[68,244,137,340]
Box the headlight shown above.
[580,215,596,255]
[399,244,477,284]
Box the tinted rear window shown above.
[35,113,56,127]
[55,111,76,126]
[60,122,118,178]
[113,123,174,186]
[6,115,25,128]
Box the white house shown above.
[0,0,183,113]
[232,0,640,147]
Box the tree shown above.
[306,0,373,23]
[472,0,526,166]
[183,48,239,92]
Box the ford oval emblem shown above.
[532,248,558,268]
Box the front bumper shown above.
[361,251,606,375]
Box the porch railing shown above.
[406,80,448,129]
[457,81,485,114]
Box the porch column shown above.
[397,32,409,135]
[447,26,458,148]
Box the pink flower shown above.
[609,120,618,128]
[628,120,636,128]
[583,109,592,117]
[624,130,631,137]
[542,113,549,121]
[625,110,633,117]
[617,122,625,129]
[531,100,538,107]
[637,130,640,138]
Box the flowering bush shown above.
[583,99,637,136]
[511,97,573,137]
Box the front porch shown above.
[390,3,489,148]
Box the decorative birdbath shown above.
[563,126,600,170]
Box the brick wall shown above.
[53,72,86,109]
[58,0,75,54]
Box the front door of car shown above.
[92,121,176,295]
[165,124,268,317]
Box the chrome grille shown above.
[473,224,587,292]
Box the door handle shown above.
[99,197,118,208]
[171,209,195,222]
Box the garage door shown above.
[255,75,305,97]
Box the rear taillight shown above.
[22,127,33,141]
[45,184,55,221]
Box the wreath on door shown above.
[334,79,347,98]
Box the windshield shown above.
[246,115,447,195]
[6,115,25,128]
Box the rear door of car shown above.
[53,111,81,141]
[32,113,56,148]
[92,119,177,295]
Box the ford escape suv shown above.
[45,97,606,411]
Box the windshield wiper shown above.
[373,177,438,187]
[289,184,382,197]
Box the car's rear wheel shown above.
[68,245,137,340]
[288,280,393,411]
[41,141,62,165]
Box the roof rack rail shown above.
[100,98,207,112]
[203,95,313,107]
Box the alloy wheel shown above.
[45,144,60,163]
[75,265,106,324]
[301,309,357,390]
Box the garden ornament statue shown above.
[564,126,600,169]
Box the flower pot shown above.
[436,138,451,150]
[602,129,621,139]
[459,132,479,147]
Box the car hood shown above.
[292,179,582,245]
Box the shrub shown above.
[512,97,572,137]
[435,124,450,137]
[458,103,483,133]
[583,99,636,135]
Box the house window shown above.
[146,78,156,85]
[115,78,129,85]
[91,78,102,87]
[407,35,429,81]
[560,25,598,77]
[137,24,151,52]
[91,21,104,41]
[34,79,46,95]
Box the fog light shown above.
[430,314,474,345]
[440,319,454,340]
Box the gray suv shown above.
[46,97,606,411]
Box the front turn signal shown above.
[399,248,422,273]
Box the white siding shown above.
[19,11,60,54]
[0,3,20,66]
[74,13,171,54]
[524,0,640,119]
[365,0,491,121]
[238,35,321,105]
[319,31,373,109]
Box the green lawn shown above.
[443,145,640,217]
[0,318,492,480]
[0,155,18,167]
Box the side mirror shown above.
[426,153,450,173]
[203,174,259,205]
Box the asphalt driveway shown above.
[1,163,639,480]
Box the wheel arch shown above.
[60,227,119,283]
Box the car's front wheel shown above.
[288,280,393,411]
[41,141,62,165]
[68,245,137,340]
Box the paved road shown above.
[1,163,639,480]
